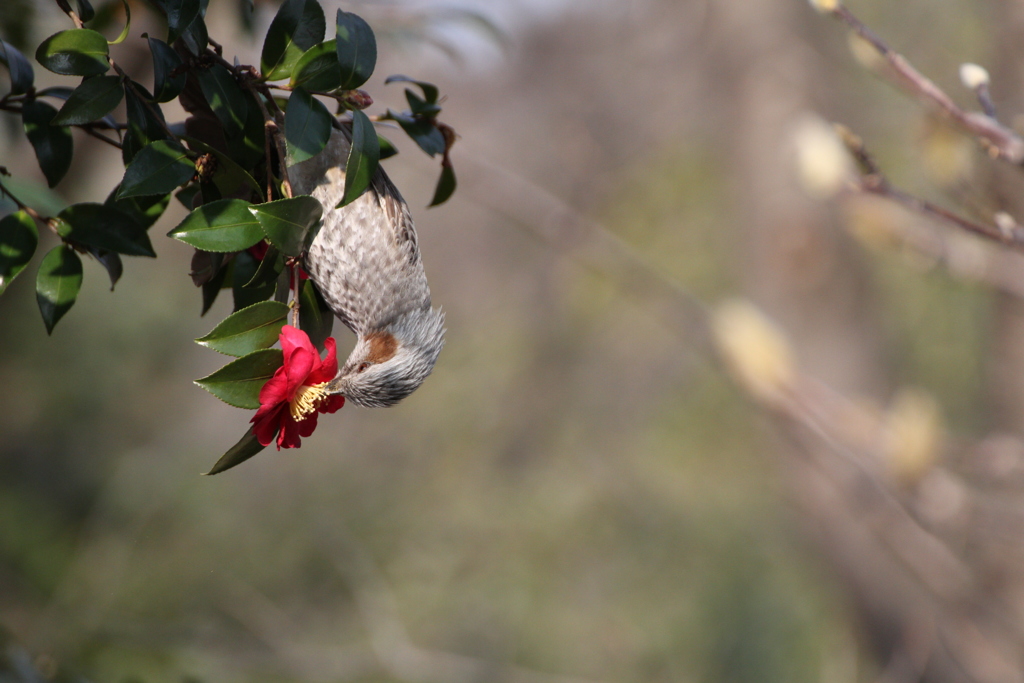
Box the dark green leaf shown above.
[180,6,209,56]
[181,136,263,201]
[118,139,195,198]
[388,109,444,156]
[378,134,397,159]
[260,0,325,81]
[196,299,288,356]
[232,249,275,309]
[196,62,248,137]
[290,40,340,92]
[56,203,156,256]
[165,0,200,43]
[429,160,456,207]
[0,210,38,295]
[76,0,95,23]
[335,10,375,90]
[299,279,332,352]
[339,108,378,207]
[405,88,441,117]
[106,189,171,229]
[250,195,322,256]
[284,86,331,163]
[35,29,109,76]
[245,243,283,288]
[87,247,122,290]
[205,427,266,475]
[0,39,34,95]
[169,198,264,252]
[22,100,73,188]
[384,74,438,104]
[122,82,170,164]
[194,348,283,409]
[176,184,200,209]
[35,245,82,334]
[0,176,68,216]
[51,74,123,125]
[196,250,229,315]
[147,35,185,102]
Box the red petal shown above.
[320,394,345,414]
[251,402,286,446]
[277,415,303,449]
[257,366,291,407]
[306,337,339,384]
[297,411,319,438]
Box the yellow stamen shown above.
[290,382,329,420]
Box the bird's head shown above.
[327,306,445,407]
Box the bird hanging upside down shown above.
[290,125,445,408]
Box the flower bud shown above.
[713,300,797,406]
[882,388,943,485]
[339,89,373,110]
[792,115,855,199]
[959,63,990,91]
[808,0,840,13]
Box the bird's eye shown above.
[356,361,372,373]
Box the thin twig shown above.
[247,79,293,199]
[79,126,123,149]
[827,4,1024,164]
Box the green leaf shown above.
[335,10,375,90]
[339,108,379,207]
[260,0,325,81]
[384,74,438,104]
[429,161,456,207]
[168,198,264,252]
[194,348,283,409]
[204,428,267,475]
[196,300,288,356]
[299,279,333,352]
[198,251,229,315]
[106,189,170,230]
[244,243,284,288]
[179,0,209,56]
[196,63,248,137]
[284,86,331,164]
[378,134,398,159]
[388,110,445,157]
[22,100,73,188]
[290,40,340,92]
[405,89,441,117]
[51,74,124,125]
[250,195,322,256]
[181,136,264,201]
[0,210,38,295]
[0,176,67,216]
[118,139,195,198]
[77,0,96,23]
[165,0,201,43]
[86,247,123,290]
[232,249,275,309]
[35,245,82,334]
[147,35,186,102]
[122,82,170,164]
[109,0,131,44]
[0,39,34,95]
[55,203,157,257]
[35,29,110,76]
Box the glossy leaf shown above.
[168,198,264,252]
[22,100,73,188]
[290,40,340,92]
[205,428,266,475]
[260,0,325,81]
[232,250,275,309]
[384,74,438,104]
[147,35,186,102]
[165,0,201,43]
[55,203,156,256]
[0,210,38,295]
[378,134,398,159]
[245,243,283,288]
[429,161,456,207]
[388,110,444,157]
[35,245,82,334]
[87,247,123,290]
[35,29,109,76]
[0,39,34,95]
[405,89,441,117]
[107,186,171,230]
[250,195,322,257]
[335,10,375,89]
[299,279,333,352]
[122,82,170,164]
[339,108,379,207]
[180,1,209,56]
[51,75,123,125]
[196,300,288,356]
[181,136,264,201]
[196,62,248,137]
[284,86,331,164]
[76,0,95,23]
[109,0,131,44]
[118,139,195,198]
[194,348,283,409]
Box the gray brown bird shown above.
[290,125,445,408]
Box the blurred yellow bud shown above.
[921,122,974,187]
[842,195,903,252]
[959,62,990,90]
[713,300,797,406]
[808,0,840,13]
[792,115,855,199]
[882,388,944,485]
[847,32,884,71]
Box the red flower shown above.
[251,325,345,449]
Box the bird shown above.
[289,123,445,408]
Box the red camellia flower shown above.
[251,325,345,449]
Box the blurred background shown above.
[4,0,1024,681]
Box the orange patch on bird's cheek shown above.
[365,331,399,364]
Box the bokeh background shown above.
[4,0,1024,681]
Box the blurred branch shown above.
[819,3,1024,164]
